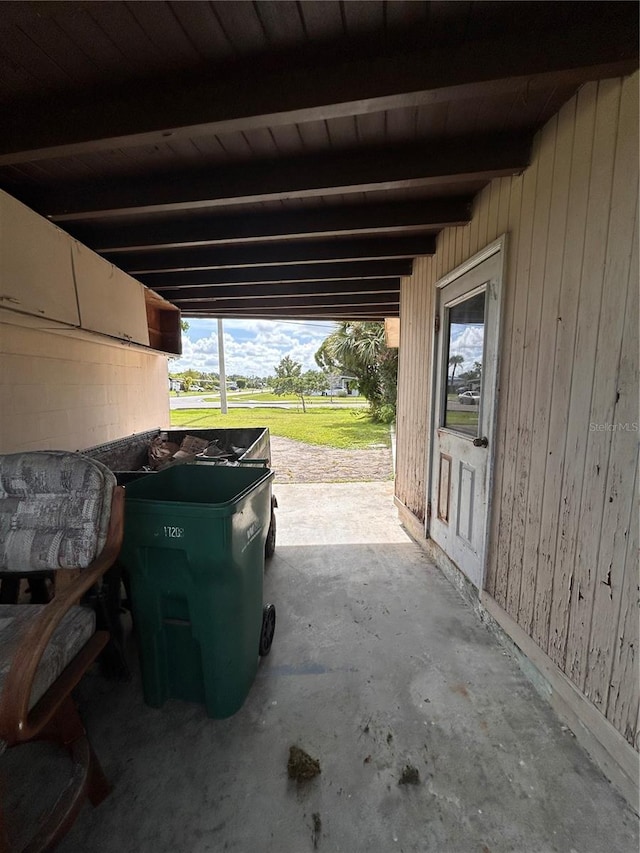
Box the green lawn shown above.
[170,407,390,449]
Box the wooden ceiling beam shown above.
[2,12,636,165]
[106,235,435,273]
[69,198,471,253]
[139,260,412,289]
[40,134,530,221]
[155,279,400,302]
[174,294,400,310]
[183,308,395,320]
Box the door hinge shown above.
[434,315,440,334]
[426,499,432,520]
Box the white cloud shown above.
[450,324,484,370]
[171,319,336,376]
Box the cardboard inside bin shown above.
[148,435,210,470]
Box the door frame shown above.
[425,234,507,590]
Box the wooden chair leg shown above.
[37,696,112,807]
[14,696,113,851]
[86,743,111,807]
[36,695,85,747]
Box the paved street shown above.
[170,394,368,410]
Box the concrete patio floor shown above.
[43,482,639,851]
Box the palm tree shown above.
[448,354,464,389]
[315,321,398,421]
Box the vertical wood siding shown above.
[395,73,639,748]
[395,254,434,521]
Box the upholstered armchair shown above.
[0,451,124,852]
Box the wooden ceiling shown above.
[1,1,638,321]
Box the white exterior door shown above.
[429,245,503,589]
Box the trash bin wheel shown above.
[264,508,277,559]
[259,604,276,656]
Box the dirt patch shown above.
[288,745,321,782]
[398,764,421,786]
[271,436,393,483]
[311,812,322,848]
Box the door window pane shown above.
[443,290,485,436]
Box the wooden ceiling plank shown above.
[0,19,74,90]
[384,0,429,31]
[108,235,435,273]
[167,1,237,62]
[429,1,472,42]
[86,3,169,70]
[153,279,402,301]
[0,55,41,103]
[126,2,204,64]
[137,259,413,288]
[325,115,359,149]
[385,106,418,142]
[41,135,530,220]
[342,1,385,35]
[51,5,139,80]
[297,1,345,40]
[267,123,304,155]
[212,2,270,54]
[415,101,450,137]
[240,127,280,158]
[2,13,637,164]
[253,1,307,47]
[356,111,387,145]
[209,129,253,159]
[296,119,331,150]
[69,197,471,251]
[19,11,109,83]
[154,277,401,296]
[173,291,399,306]
[183,309,393,317]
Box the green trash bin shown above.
[119,463,275,719]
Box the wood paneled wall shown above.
[395,73,639,749]
[395,253,435,521]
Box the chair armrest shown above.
[0,487,125,740]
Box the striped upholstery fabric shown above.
[0,604,95,709]
[0,451,116,573]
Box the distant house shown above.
[323,375,359,396]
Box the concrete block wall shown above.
[0,322,170,452]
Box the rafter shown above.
[155,279,400,303]
[2,13,637,165]
[183,307,395,320]
[171,293,399,310]
[138,261,412,289]
[68,198,470,253]
[106,235,435,273]
[38,134,530,221]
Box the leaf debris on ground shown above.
[398,764,421,785]
[288,745,321,782]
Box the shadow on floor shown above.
[6,481,638,853]
[47,538,638,853]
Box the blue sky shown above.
[450,324,484,371]
[170,319,337,377]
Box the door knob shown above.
[473,436,489,448]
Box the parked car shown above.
[458,390,481,405]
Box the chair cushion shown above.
[0,451,116,572]
[0,604,96,709]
